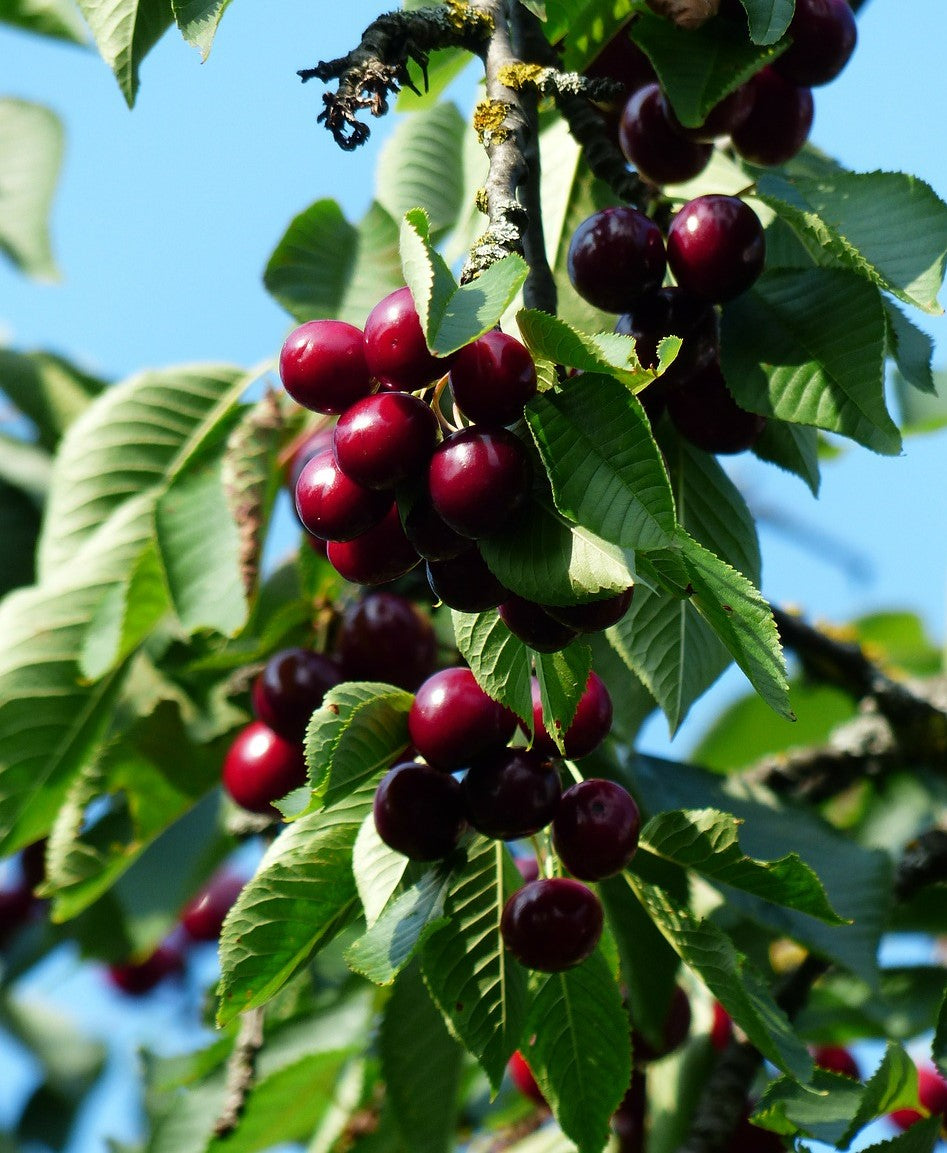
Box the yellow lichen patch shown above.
[446,0,492,35]
[497,62,544,90]
[473,98,511,143]
[475,188,489,215]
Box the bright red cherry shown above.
[567,207,667,314]
[773,0,857,88]
[463,748,562,841]
[509,1050,547,1106]
[731,67,814,167]
[546,587,635,634]
[279,320,374,414]
[222,721,308,815]
[666,360,766,454]
[107,941,185,995]
[426,548,510,612]
[408,667,517,770]
[252,647,343,741]
[615,289,718,388]
[813,1045,860,1080]
[295,450,391,542]
[501,878,603,972]
[890,1065,947,1131]
[373,761,467,860]
[553,779,640,880]
[530,672,613,760]
[333,392,439,490]
[363,287,446,390]
[710,1001,733,1051]
[428,427,531,539]
[335,592,436,691]
[180,871,246,942]
[449,331,538,426]
[667,196,765,303]
[498,596,580,653]
[618,84,713,186]
[326,504,421,586]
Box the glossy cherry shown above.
[773,0,857,88]
[373,760,467,860]
[286,426,335,491]
[615,288,719,389]
[509,1050,547,1106]
[813,1045,860,1080]
[252,647,343,741]
[108,942,185,995]
[426,548,510,612]
[363,286,445,390]
[665,360,766,454]
[567,207,667,314]
[180,871,246,942]
[449,331,538,426]
[890,1064,947,1131]
[295,449,391,542]
[326,504,421,586]
[667,196,765,303]
[409,667,517,770]
[222,721,308,815]
[463,748,562,841]
[428,427,531,539]
[618,84,713,186]
[279,320,374,414]
[333,391,439,489]
[335,591,436,691]
[552,778,640,880]
[531,672,613,759]
[498,595,580,653]
[501,877,604,972]
[546,587,635,634]
[731,67,814,167]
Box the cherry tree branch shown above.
[213,1007,265,1136]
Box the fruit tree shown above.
[1,1,947,1152]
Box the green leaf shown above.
[885,299,936,394]
[0,0,90,42]
[264,199,403,328]
[74,0,174,107]
[641,809,845,923]
[631,10,781,128]
[534,642,592,754]
[352,813,409,928]
[525,374,676,552]
[217,809,364,1025]
[625,869,813,1082]
[422,837,528,1090]
[523,949,630,1153]
[796,967,947,1046]
[756,170,947,315]
[376,102,467,235]
[0,99,64,279]
[171,0,232,60]
[346,861,453,986]
[516,309,653,390]
[381,962,463,1153]
[451,610,534,728]
[893,369,947,436]
[398,47,472,112]
[738,0,795,45]
[752,419,821,495]
[849,1120,943,1153]
[400,209,529,356]
[721,269,897,455]
[0,348,106,451]
[935,988,947,1076]
[0,479,40,596]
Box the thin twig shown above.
[213,1007,265,1136]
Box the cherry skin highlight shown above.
[428,427,531,539]
[363,286,445,390]
[409,667,517,770]
[552,778,640,880]
[252,647,343,742]
[295,449,391,542]
[567,207,667,314]
[463,748,562,841]
[326,504,421,586]
[279,320,373,414]
[501,877,604,972]
[618,84,713,187]
[731,67,814,167]
[449,331,538,426]
[373,761,467,860]
[667,195,765,303]
[222,721,308,815]
[333,391,439,490]
[335,591,436,691]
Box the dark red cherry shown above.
[667,196,765,303]
[731,67,814,167]
[498,596,580,653]
[363,287,446,390]
[509,1050,547,1106]
[665,360,766,454]
[333,392,439,489]
[0,884,36,945]
[501,877,603,972]
[426,548,510,612]
[567,207,667,314]
[449,331,538,426]
[773,0,857,88]
[336,592,436,691]
[222,721,308,815]
[280,320,374,414]
[616,289,719,389]
[408,667,517,770]
[295,450,391,542]
[668,83,754,142]
[463,748,562,840]
[373,761,467,860]
[618,84,713,186]
[19,839,47,891]
[180,871,246,942]
[813,1045,860,1080]
[553,779,640,880]
[531,673,613,759]
[108,941,185,995]
[546,587,634,634]
[428,427,531,539]
[633,986,692,1063]
[326,504,421,586]
[404,492,469,562]
[730,1111,787,1153]
[585,27,657,98]
[252,647,343,741]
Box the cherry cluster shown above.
[372,665,641,973]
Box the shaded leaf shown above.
[75,0,174,107]
[0,99,63,279]
[376,102,467,234]
[0,348,106,451]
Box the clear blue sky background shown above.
[2,2,946,1147]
